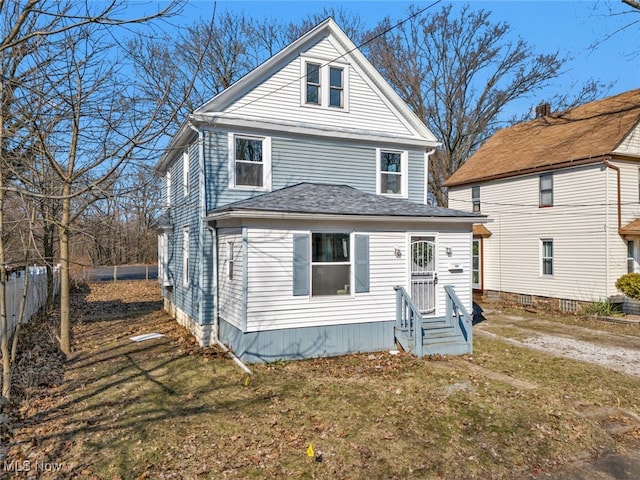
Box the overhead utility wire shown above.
[220,0,442,117]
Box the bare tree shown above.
[365,4,569,206]
[0,1,183,368]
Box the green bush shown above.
[615,273,640,300]
[581,300,620,317]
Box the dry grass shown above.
[5,282,640,479]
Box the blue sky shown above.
[148,0,639,109]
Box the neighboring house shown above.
[446,89,640,311]
[155,18,483,363]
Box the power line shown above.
[220,1,442,117]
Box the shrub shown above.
[581,299,620,317]
[615,273,640,300]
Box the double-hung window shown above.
[628,241,636,273]
[312,233,351,296]
[306,62,321,105]
[539,173,553,207]
[183,150,189,197]
[377,149,407,197]
[541,239,553,276]
[166,170,171,206]
[329,66,343,108]
[471,186,480,213]
[302,59,348,110]
[229,134,271,190]
[293,233,369,297]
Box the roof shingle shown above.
[208,183,482,219]
[445,89,640,187]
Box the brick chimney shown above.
[535,102,551,118]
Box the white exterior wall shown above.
[218,231,245,330]
[243,227,472,333]
[449,163,626,301]
[221,37,414,137]
[615,123,640,156]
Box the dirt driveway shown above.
[475,306,640,480]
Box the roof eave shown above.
[445,154,611,188]
[207,209,487,224]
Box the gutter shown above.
[445,155,609,189]
[188,122,209,335]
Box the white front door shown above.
[410,237,436,315]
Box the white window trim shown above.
[183,226,190,287]
[310,231,353,298]
[300,57,350,111]
[376,148,409,198]
[471,186,480,213]
[628,240,637,274]
[540,238,553,277]
[183,150,189,197]
[166,170,171,206]
[228,133,272,191]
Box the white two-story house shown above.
[446,89,640,311]
[156,18,484,363]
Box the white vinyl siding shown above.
[449,163,630,301]
[242,227,471,332]
[614,123,640,156]
[220,37,414,137]
[218,232,245,330]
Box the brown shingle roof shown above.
[445,89,640,187]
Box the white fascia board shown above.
[324,29,439,144]
[207,209,486,224]
[155,121,195,173]
[190,113,440,149]
[195,20,336,115]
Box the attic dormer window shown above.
[302,58,348,110]
[306,62,321,105]
[329,66,343,107]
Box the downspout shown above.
[602,157,621,233]
[188,122,208,339]
[424,148,436,205]
[602,157,620,298]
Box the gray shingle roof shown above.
[208,183,482,219]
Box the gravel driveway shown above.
[475,311,640,378]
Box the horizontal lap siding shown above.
[204,130,428,209]
[218,232,245,330]
[221,38,414,137]
[167,142,201,323]
[245,229,407,332]
[271,138,375,192]
[435,230,473,314]
[449,164,619,301]
[614,124,640,156]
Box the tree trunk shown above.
[0,177,10,399]
[59,184,71,356]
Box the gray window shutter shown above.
[293,234,310,296]
[354,235,369,293]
